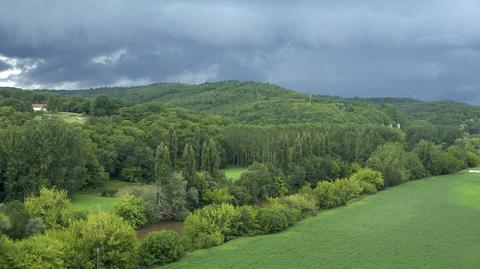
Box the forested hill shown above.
[55,81,392,125]
[55,80,480,128]
[2,80,480,128]
[355,97,480,131]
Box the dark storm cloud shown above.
[0,61,8,71]
[1,0,480,103]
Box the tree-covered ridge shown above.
[58,81,300,107]
[4,81,480,129]
[52,81,393,125]
[358,97,480,130]
[53,80,480,129]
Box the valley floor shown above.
[163,172,480,269]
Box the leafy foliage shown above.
[115,193,147,229]
[0,119,106,201]
[350,168,384,194]
[139,230,185,267]
[184,204,241,250]
[68,212,139,269]
[24,187,74,229]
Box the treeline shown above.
[222,124,403,167]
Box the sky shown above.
[1,0,480,103]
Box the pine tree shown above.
[182,143,196,189]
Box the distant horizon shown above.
[3,79,477,106]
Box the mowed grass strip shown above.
[163,173,480,269]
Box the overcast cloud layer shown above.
[1,0,480,103]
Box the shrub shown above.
[139,230,185,267]
[466,151,480,167]
[234,163,287,202]
[68,212,139,269]
[0,212,11,234]
[236,205,259,236]
[368,142,410,186]
[0,235,16,269]
[183,204,241,250]
[333,178,362,201]
[204,188,233,205]
[115,193,147,229]
[24,187,74,229]
[11,233,74,269]
[350,168,384,193]
[24,217,45,237]
[256,207,291,234]
[268,197,301,223]
[284,192,318,217]
[405,153,428,180]
[0,201,31,239]
[314,181,338,209]
[229,185,253,206]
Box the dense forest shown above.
[1,81,480,268]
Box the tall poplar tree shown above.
[182,143,196,188]
[200,141,208,172]
[154,142,171,204]
[168,126,178,169]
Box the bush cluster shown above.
[183,204,241,250]
[114,193,147,229]
[1,212,139,269]
[139,230,185,267]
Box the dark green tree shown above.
[200,141,208,172]
[168,126,178,169]
[182,144,196,189]
[203,139,221,178]
[154,142,171,205]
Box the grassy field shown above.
[71,180,156,212]
[71,193,120,212]
[163,172,480,269]
[223,167,247,180]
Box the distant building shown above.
[32,104,48,112]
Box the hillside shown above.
[57,81,393,125]
[54,81,480,128]
[357,97,480,130]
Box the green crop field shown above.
[71,193,120,213]
[223,167,247,180]
[163,172,480,269]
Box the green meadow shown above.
[71,193,120,213]
[223,167,247,180]
[164,172,480,269]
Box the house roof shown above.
[32,103,47,108]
